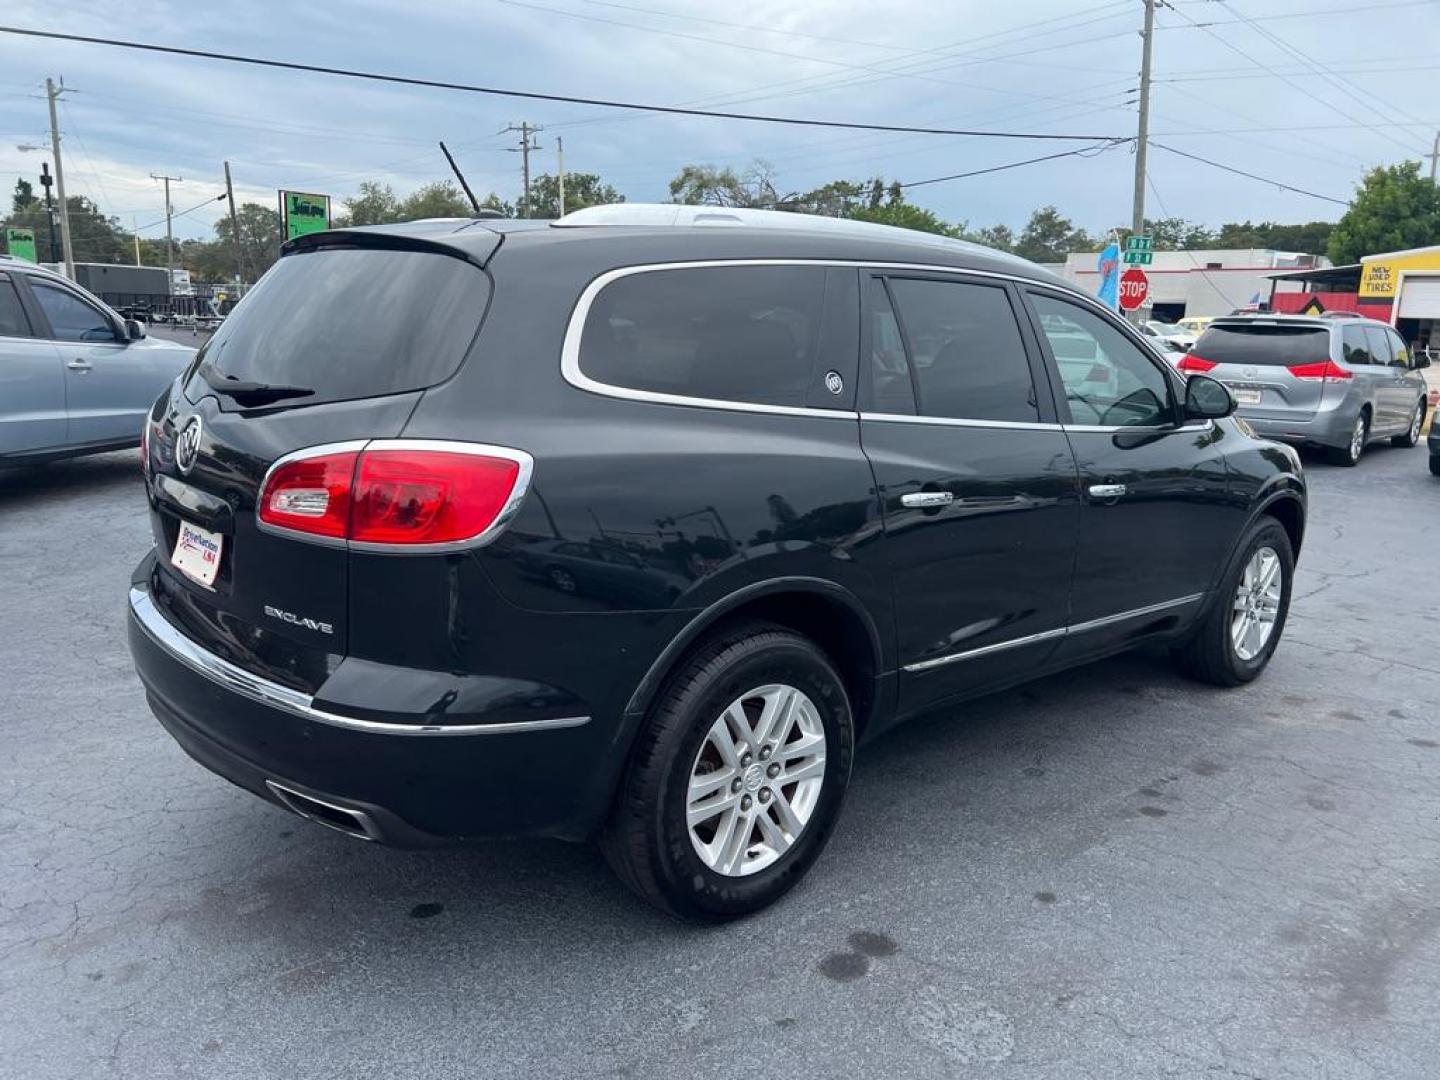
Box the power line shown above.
[899,140,1130,189]
[1150,142,1350,205]
[0,25,1125,142]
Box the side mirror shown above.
[1184,374,1235,420]
[125,318,147,341]
[1416,352,1431,370]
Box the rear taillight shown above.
[1286,360,1351,382]
[257,441,531,549]
[258,448,360,540]
[1176,354,1217,373]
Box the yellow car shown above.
[1176,316,1214,335]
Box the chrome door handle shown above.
[66,358,92,372]
[1088,483,1127,500]
[901,491,955,508]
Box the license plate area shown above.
[170,519,225,589]
[1224,383,1263,406]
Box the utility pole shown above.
[1428,131,1440,182]
[1129,0,1156,322]
[557,135,566,217]
[223,160,244,284]
[150,172,182,283]
[45,77,75,280]
[502,122,542,217]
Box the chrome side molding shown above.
[903,593,1205,674]
[128,587,590,736]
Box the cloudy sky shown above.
[2,0,1438,247]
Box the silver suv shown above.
[1181,315,1430,466]
[0,255,194,464]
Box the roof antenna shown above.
[439,140,483,216]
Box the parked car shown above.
[1178,315,1430,466]
[127,206,1307,920]
[0,255,195,464]
[1141,319,1197,352]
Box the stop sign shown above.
[1118,267,1150,311]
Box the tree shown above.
[1328,161,1440,264]
[970,224,1016,252]
[339,181,400,226]
[791,179,869,217]
[1215,219,1335,256]
[1013,206,1094,263]
[12,179,37,214]
[1144,216,1216,250]
[669,160,784,208]
[520,172,622,218]
[849,201,956,236]
[397,181,475,220]
[214,202,283,280]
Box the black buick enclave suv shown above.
[127,205,1306,919]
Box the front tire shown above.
[1327,410,1368,466]
[1174,517,1294,687]
[1392,401,1425,448]
[602,622,854,921]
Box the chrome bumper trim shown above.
[903,593,1206,674]
[128,587,590,736]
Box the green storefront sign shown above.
[5,227,37,262]
[280,191,331,241]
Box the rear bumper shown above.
[127,577,618,844]
[1239,406,1354,449]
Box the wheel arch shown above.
[623,577,886,738]
[1255,490,1305,559]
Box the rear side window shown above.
[578,265,844,408]
[883,277,1039,423]
[1194,324,1331,367]
[196,247,490,406]
[1342,324,1374,365]
[0,276,29,337]
[1365,326,1404,368]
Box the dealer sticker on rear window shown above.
[171,520,224,588]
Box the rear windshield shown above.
[195,247,489,405]
[1193,324,1330,367]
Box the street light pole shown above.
[150,172,182,284]
[45,77,75,279]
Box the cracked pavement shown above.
[1,440,1438,1079]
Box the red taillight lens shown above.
[351,449,521,546]
[257,443,527,548]
[1176,354,1217,373]
[1287,360,1352,382]
[258,450,360,539]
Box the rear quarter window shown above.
[1194,324,1331,367]
[576,265,849,408]
[195,247,490,406]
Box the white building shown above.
[1044,249,1328,320]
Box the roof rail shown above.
[552,202,1023,262]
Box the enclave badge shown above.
[175,416,203,475]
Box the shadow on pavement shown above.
[0,450,142,507]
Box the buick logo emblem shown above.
[175,416,203,475]
[824,370,844,395]
[1243,366,1258,379]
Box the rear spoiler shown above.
[281,221,508,268]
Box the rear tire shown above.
[1392,401,1425,448]
[1174,517,1294,687]
[602,622,855,922]
[1326,411,1368,467]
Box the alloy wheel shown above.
[1349,415,1366,462]
[686,683,827,877]
[1230,545,1283,662]
[1410,404,1424,443]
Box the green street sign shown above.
[1125,234,1153,252]
[1123,249,1153,265]
[4,227,37,262]
[280,190,331,241]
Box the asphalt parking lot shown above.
[2,440,1438,1080]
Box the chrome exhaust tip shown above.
[264,780,381,842]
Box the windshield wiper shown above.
[199,363,315,406]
